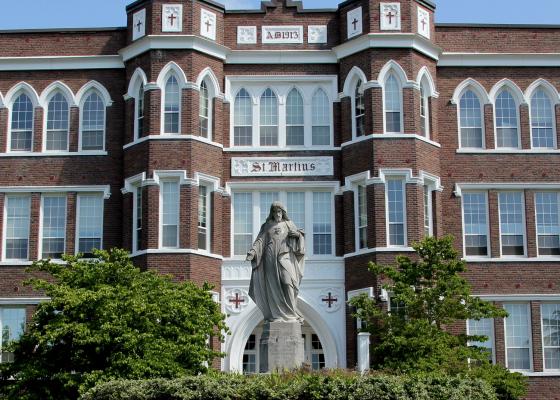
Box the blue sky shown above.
[0,0,559,30]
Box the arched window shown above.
[199,80,209,138]
[354,80,365,137]
[164,75,180,134]
[10,93,33,152]
[260,89,278,146]
[136,84,145,139]
[45,92,69,151]
[81,92,105,151]
[286,88,304,146]
[234,89,252,146]
[495,89,519,148]
[384,74,402,133]
[420,82,429,138]
[459,90,484,148]
[312,89,330,146]
[530,89,555,149]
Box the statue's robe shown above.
[248,219,305,322]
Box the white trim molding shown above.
[0,297,49,305]
[439,52,560,67]
[454,182,560,197]
[122,134,224,150]
[0,185,111,199]
[227,50,337,64]
[340,133,441,148]
[0,55,124,71]
[131,248,224,260]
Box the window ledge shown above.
[464,256,560,263]
[224,146,339,152]
[521,372,560,377]
[0,261,33,266]
[457,148,560,154]
[341,133,441,149]
[123,134,223,150]
[131,248,223,260]
[0,151,107,157]
[344,247,415,258]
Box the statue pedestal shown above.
[259,320,305,373]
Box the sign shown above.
[262,26,303,44]
[231,157,334,177]
[347,7,362,39]
[162,4,182,32]
[132,9,146,41]
[200,9,216,41]
[380,3,401,31]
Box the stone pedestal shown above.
[259,320,305,372]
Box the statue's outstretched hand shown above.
[246,250,255,261]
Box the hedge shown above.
[81,371,498,400]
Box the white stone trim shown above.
[0,185,111,199]
[156,61,189,91]
[225,180,340,196]
[75,80,113,107]
[454,182,560,197]
[450,78,490,105]
[439,52,560,67]
[227,50,337,64]
[475,294,560,301]
[489,78,526,105]
[126,67,148,99]
[525,78,560,105]
[343,247,415,258]
[465,256,560,263]
[456,149,560,154]
[415,66,439,98]
[0,151,108,157]
[131,248,223,260]
[39,81,76,108]
[0,55,124,71]
[122,134,223,150]
[0,297,48,305]
[347,287,374,300]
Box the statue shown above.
[246,201,305,322]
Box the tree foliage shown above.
[349,236,527,400]
[0,249,227,400]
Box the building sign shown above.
[231,157,333,177]
[262,26,304,44]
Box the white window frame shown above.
[38,193,67,260]
[75,194,104,256]
[199,80,212,140]
[159,180,180,249]
[461,191,491,258]
[534,191,560,257]
[467,318,496,364]
[353,79,366,139]
[420,82,430,139]
[7,92,35,153]
[198,184,211,252]
[423,185,433,237]
[354,183,368,251]
[385,178,407,247]
[498,191,527,258]
[0,306,26,363]
[311,88,332,146]
[285,87,305,147]
[134,84,145,141]
[457,88,486,149]
[503,302,533,372]
[540,302,560,372]
[382,73,404,134]
[2,195,31,262]
[43,91,70,152]
[132,185,143,253]
[78,90,106,152]
[161,74,181,135]
[529,88,557,150]
[493,89,522,150]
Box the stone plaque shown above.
[308,25,327,44]
[380,3,401,31]
[200,9,217,41]
[231,157,334,177]
[347,7,362,39]
[237,26,257,44]
[162,4,182,32]
[417,6,430,39]
[132,9,146,41]
[262,26,303,44]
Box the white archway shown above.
[39,81,76,108]
[75,80,113,107]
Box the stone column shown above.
[259,321,305,373]
[357,332,371,373]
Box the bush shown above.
[81,370,498,400]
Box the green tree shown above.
[349,235,527,400]
[0,249,227,400]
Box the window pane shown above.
[5,196,31,260]
[260,89,278,146]
[164,76,180,134]
[78,195,103,256]
[234,193,253,256]
[198,186,208,251]
[499,192,525,256]
[260,192,279,225]
[504,303,531,370]
[135,187,142,251]
[358,185,367,249]
[199,80,209,138]
[137,85,145,137]
[286,89,304,145]
[312,89,330,145]
[10,94,33,152]
[495,90,519,148]
[234,89,252,146]
[535,192,560,255]
[468,318,494,362]
[420,84,429,138]
[459,90,483,148]
[46,93,69,151]
[313,192,332,255]
[531,89,555,148]
[463,192,488,256]
[542,304,560,370]
[355,80,365,137]
[423,186,432,237]
[42,196,66,259]
[387,179,405,246]
[287,192,305,229]
[161,182,179,248]
[1,308,26,352]
[82,92,105,150]
[384,75,401,132]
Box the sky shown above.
[0,0,559,30]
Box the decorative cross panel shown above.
[319,288,342,312]
[225,289,250,314]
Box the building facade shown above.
[0,0,559,397]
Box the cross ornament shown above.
[322,292,338,308]
[205,18,213,32]
[351,18,359,30]
[421,18,427,30]
[136,19,143,32]
[386,11,396,24]
[228,292,245,309]
[168,13,177,26]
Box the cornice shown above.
[439,52,560,67]
[0,55,124,71]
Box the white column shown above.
[357,332,370,373]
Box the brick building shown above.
[0,0,559,397]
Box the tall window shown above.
[81,92,105,150]
[136,84,145,138]
[384,74,402,133]
[423,186,433,237]
[357,185,367,249]
[10,94,33,152]
[387,179,406,246]
[198,186,210,251]
[420,83,429,138]
[541,303,560,370]
[312,89,330,145]
[199,80,210,138]
[286,88,304,146]
[0,308,26,363]
[4,196,31,261]
[498,192,525,256]
[467,318,494,363]
[41,195,67,259]
[77,194,103,257]
[161,181,179,248]
[164,76,180,134]
[45,93,69,151]
[504,303,532,371]
[234,89,252,146]
[459,90,484,148]
[260,89,278,146]
[535,192,560,256]
[354,80,365,137]
[135,187,142,252]
[287,192,305,229]
[242,334,257,374]
[462,192,489,256]
[313,192,332,255]
[530,89,555,149]
[495,90,519,148]
[233,193,253,256]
